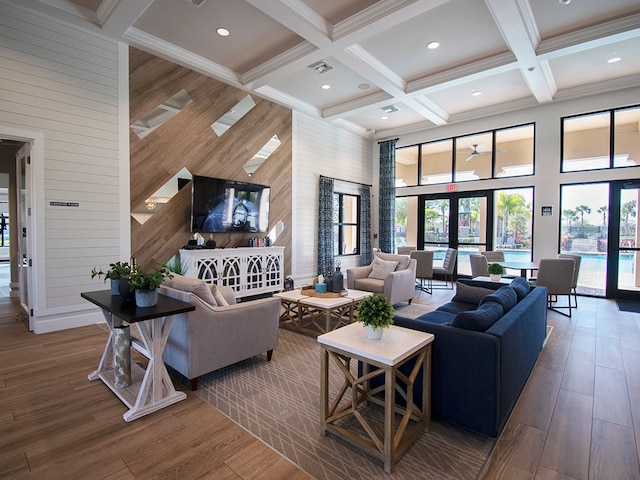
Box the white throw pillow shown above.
[368,257,399,280]
[210,284,229,306]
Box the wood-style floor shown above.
[1,287,639,479]
[0,298,312,479]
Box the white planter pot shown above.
[490,274,501,282]
[365,324,383,340]
[135,288,158,308]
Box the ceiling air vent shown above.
[184,0,207,6]
[381,104,400,114]
[308,60,333,74]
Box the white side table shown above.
[318,323,434,473]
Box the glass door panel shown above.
[560,183,609,297]
[615,186,640,294]
[457,196,487,276]
[423,198,450,267]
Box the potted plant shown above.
[357,293,394,340]
[91,261,131,295]
[487,263,506,282]
[129,265,174,307]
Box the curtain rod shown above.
[320,175,371,188]
[378,137,399,145]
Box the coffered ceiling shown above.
[8,0,640,136]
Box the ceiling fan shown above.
[465,144,492,161]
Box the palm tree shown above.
[622,200,637,236]
[562,209,578,228]
[497,193,525,244]
[597,205,608,228]
[575,205,591,228]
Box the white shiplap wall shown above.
[0,3,125,332]
[292,112,374,285]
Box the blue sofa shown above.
[391,277,548,437]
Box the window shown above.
[333,193,360,255]
[494,188,533,258]
[396,123,534,186]
[562,105,640,172]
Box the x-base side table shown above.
[318,323,434,473]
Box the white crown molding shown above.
[322,91,393,120]
[122,27,242,87]
[553,73,640,103]
[242,41,318,87]
[254,85,320,118]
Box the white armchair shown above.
[346,252,417,305]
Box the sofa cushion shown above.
[509,277,531,301]
[354,277,385,293]
[376,252,410,271]
[479,286,518,313]
[369,256,399,279]
[452,281,495,305]
[452,301,504,332]
[163,274,218,305]
[437,301,477,314]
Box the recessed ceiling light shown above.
[427,41,440,50]
[607,56,621,64]
[358,83,370,90]
[381,116,388,120]
[321,84,331,90]
[471,90,482,96]
[216,27,230,37]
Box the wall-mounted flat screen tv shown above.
[191,175,270,233]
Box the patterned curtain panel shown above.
[379,139,397,253]
[359,184,372,266]
[317,176,335,276]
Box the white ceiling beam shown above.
[100,0,154,37]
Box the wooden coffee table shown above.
[274,288,371,335]
[318,323,434,473]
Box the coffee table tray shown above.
[301,286,348,298]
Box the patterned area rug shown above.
[195,328,495,480]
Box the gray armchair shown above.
[469,253,489,277]
[346,251,417,305]
[557,253,582,307]
[410,249,433,294]
[433,248,457,289]
[397,246,416,255]
[530,258,575,317]
[159,275,280,390]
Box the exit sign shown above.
[446,183,457,192]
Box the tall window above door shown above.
[562,105,640,172]
[395,123,535,187]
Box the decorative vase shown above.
[135,288,158,308]
[365,324,383,340]
[110,278,119,295]
[490,274,501,282]
[118,278,135,301]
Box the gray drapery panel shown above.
[317,176,334,276]
[378,139,397,253]
[359,184,372,265]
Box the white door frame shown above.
[0,124,42,330]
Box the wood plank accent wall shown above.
[129,48,292,273]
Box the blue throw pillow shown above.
[479,286,518,313]
[452,302,504,332]
[509,277,530,301]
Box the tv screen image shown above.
[191,175,270,233]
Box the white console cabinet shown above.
[180,247,284,298]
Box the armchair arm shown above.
[346,265,373,288]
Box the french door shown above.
[418,191,493,276]
[608,181,640,300]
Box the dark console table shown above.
[82,290,195,422]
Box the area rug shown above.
[194,328,495,480]
[616,300,640,313]
[392,302,437,319]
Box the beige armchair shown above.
[530,258,575,317]
[159,275,280,390]
[346,252,417,305]
[397,246,416,255]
